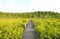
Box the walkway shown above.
[22,20,37,39]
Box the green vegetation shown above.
[32,18,60,39]
[0,18,29,39]
[0,11,60,39]
[0,11,60,18]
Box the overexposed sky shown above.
[0,0,60,12]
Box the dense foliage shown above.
[0,11,60,39]
[0,18,29,39]
[32,18,60,39]
[0,11,60,18]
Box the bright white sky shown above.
[0,0,60,12]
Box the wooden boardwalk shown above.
[22,20,37,39]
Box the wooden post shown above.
[25,24,26,29]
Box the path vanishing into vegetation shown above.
[22,20,37,39]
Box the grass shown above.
[0,18,29,39]
[32,18,60,39]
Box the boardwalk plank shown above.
[22,20,37,39]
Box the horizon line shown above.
[0,11,60,13]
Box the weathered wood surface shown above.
[22,20,37,39]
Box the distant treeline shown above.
[0,11,60,18]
